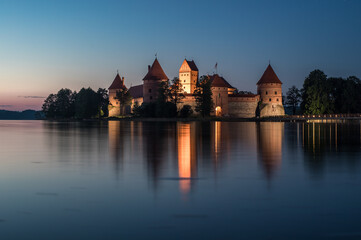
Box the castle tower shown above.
[142,58,168,102]
[179,59,199,94]
[257,64,285,117]
[108,73,127,117]
[209,74,236,116]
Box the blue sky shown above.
[1,0,361,110]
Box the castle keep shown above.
[108,58,285,118]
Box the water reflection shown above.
[301,121,361,176]
[43,120,361,191]
[177,123,197,193]
[257,122,284,179]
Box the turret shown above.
[257,64,285,117]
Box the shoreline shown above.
[6,115,361,122]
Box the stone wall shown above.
[259,103,285,117]
[228,101,258,118]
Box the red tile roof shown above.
[186,60,198,71]
[143,58,168,81]
[257,64,282,85]
[128,84,143,99]
[109,74,127,90]
[209,74,235,88]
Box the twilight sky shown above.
[1,0,361,111]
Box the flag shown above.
[215,62,218,69]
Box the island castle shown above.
[108,58,285,118]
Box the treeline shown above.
[286,70,361,115]
[42,88,109,119]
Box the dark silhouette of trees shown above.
[301,70,333,114]
[194,75,214,117]
[97,88,109,118]
[42,87,108,119]
[301,70,361,114]
[115,88,132,116]
[75,88,99,119]
[286,86,301,115]
[180,105,193,118]
[42,88,76,119]
[169,77,185,105]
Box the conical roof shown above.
[143,58,168,81]
[109,73,127,90]
[257,64,282,85]
[210,74,235,88]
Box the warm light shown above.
[178,123,192,193]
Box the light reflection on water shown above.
[0,120,361,239]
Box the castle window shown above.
[275,91,277,95]
[218,93,221,98]
[149,89,152,93]
[269,98,271,102]
[150,96,153,100]
[266,91,268,95]
[184,80,186,82]
[277,98,279,101]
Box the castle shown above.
[108,58,285,118]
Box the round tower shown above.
[256,64,285,117]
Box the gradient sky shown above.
[1,0,361,111]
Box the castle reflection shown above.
[257,122,284,180]
[177,122,197,193]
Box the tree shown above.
[180,105,193,118]
[115,88,132,116]
[42,94,57,118]
[301,70,333,114]
[194,75,214,117]
[54,88,76,118]
[169,77,185,105]
[75,88,99,119]
[97,88,109,118]
[286,86,301,115]
[157,80,170,104]
[42,89,76,119]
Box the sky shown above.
[1,0,361,111]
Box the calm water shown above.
[1,120,361,239]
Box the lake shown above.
[1,120,361,239]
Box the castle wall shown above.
[228,96,259,118]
